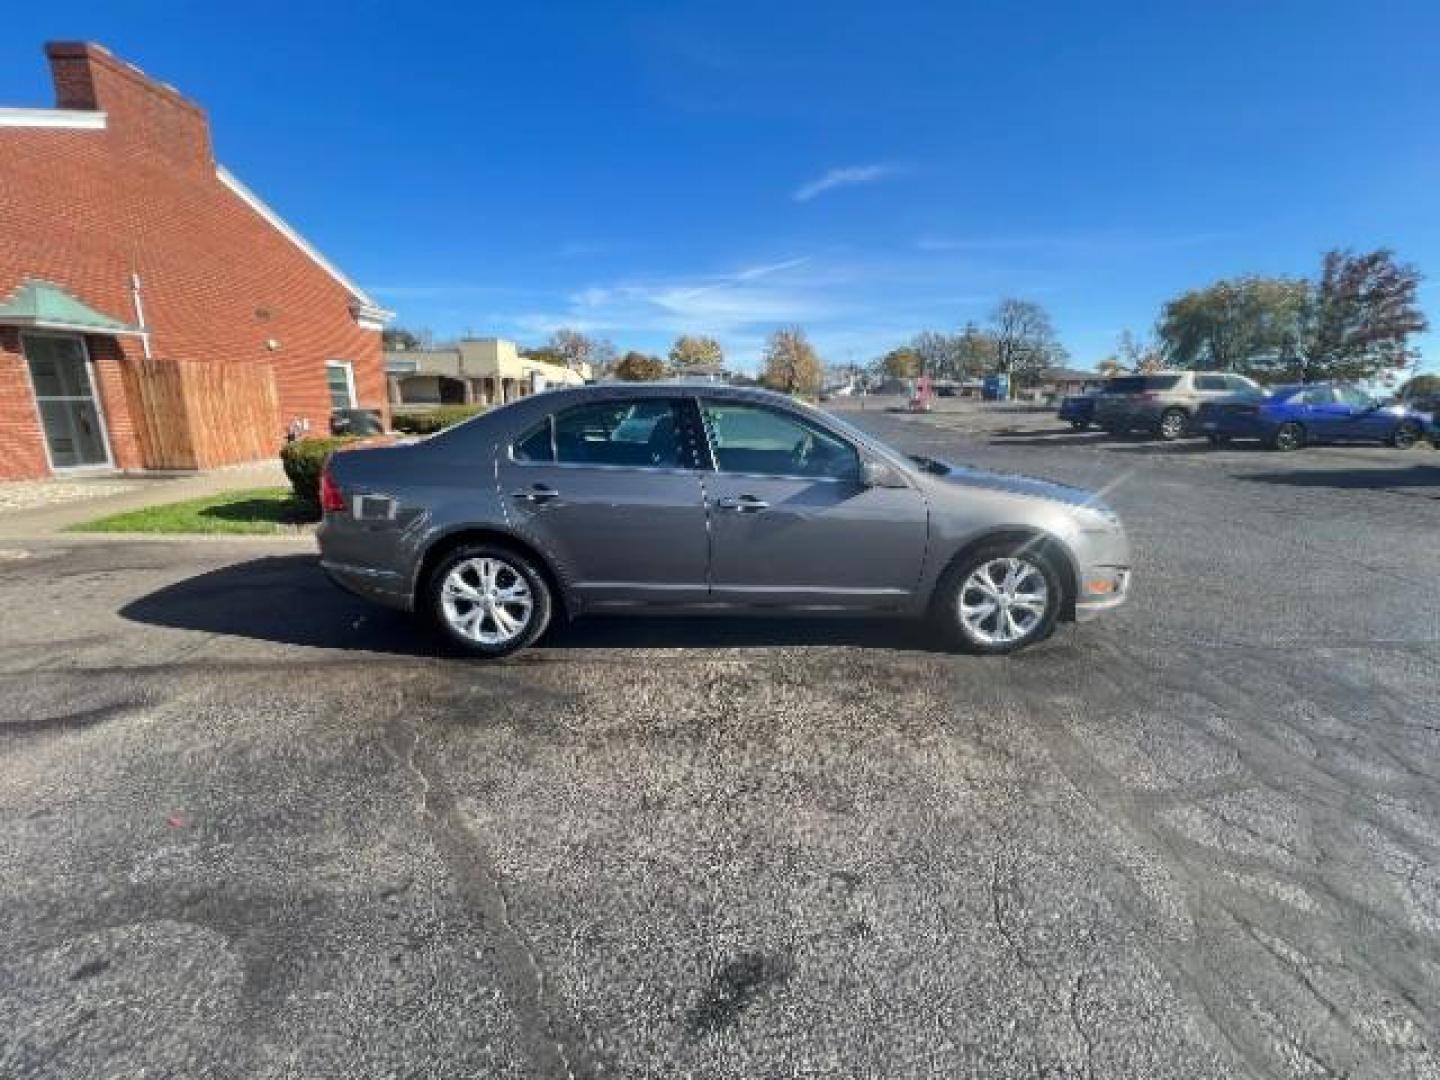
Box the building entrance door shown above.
[24,333,111,468]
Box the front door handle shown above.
[716,495,769,512]
[511,484,559,503]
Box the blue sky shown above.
[4,1,1438,373]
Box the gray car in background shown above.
[1094,371,1268,440]
[317,385,1130,657]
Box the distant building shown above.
[1038,367,1107,396]
[669,362,729,383]
[385,338,588,407]
[0,42,390,478]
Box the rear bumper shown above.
[1196,413,1268,438]
[320,559,413,612]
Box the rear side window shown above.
[1297,386,1334,405]
[551,400,685,468]
[1105,375,1181,393]
[1225,376,1265,398]
[1193,375,1227,391]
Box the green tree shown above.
[612,351,667,381]
[761,327,823,396]
[1157,276,1310,378]
[1399,373,1440,399]
[954,323,999,380]
[880,346,922,380]
[1304,249,1428,381]
[991,298,1064,388]
[668,334,724,372]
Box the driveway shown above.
[2,408,1438,1078]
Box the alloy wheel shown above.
[439,557,534,645]
[1158,410,1187,441]
[1275,423,1303,452]
[958,557,1050,646]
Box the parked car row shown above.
[1059,373,1436,451]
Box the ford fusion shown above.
[317,385,1131,657]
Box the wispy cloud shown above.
[915,229,1233,254]
[794,163,904,202]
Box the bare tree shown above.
[990,299,1062,387]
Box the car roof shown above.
[528,382,802,406]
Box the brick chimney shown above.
[45,42,213,172]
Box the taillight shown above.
[319,466,346,513]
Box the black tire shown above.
[1268,422,1305,452]
[1069,420,1090,431]
[932,541,1065,655]
[1391,422,1421,450]
[1157,408,1189,441]
[426,543,553,658]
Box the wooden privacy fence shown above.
[121,358,281,470]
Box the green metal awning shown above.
[0,278,143,335]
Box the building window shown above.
[326,360,356,410]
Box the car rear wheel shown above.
[1157,409,1188,441]
[428,544,553,658]
[1269,422,1305,452]
[934,543,1063,655]
[1391,422,1421,449]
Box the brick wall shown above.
[0,42,385,480]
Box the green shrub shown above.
[280,436,360,510]
[392,405,487,435]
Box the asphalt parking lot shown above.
[2,402,1438,1079]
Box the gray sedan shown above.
[317,385,1130,656]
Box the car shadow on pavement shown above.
[1236,464,1440,493]
[120,554,948,656]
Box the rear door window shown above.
[1193,375,1227,392]
[542,399,687,468]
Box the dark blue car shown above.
[1057,393,1098,430]
[1194,383,1431,451]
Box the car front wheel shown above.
[428,544,553,658]
[934,544,1064,655]
[1392,422,1421,449]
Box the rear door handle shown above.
[716,495,769,512]
[511,484,560,503]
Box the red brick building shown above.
[0,42,390,479]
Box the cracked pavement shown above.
[1,404,1438,1078]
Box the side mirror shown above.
[860,459,905,488]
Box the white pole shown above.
[130,272,152,359]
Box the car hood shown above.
[929,461,1111,512]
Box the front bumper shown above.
[1073,566,1131,621]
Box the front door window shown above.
[24,334,110,468]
